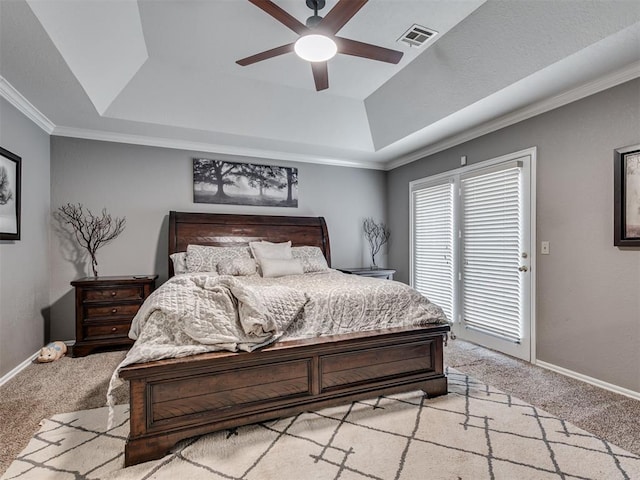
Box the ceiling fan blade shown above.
[335,37,403,64]
[236,43,295,66]
[311,61,329,91]
[248,0,308,35]
[318,0,368,34]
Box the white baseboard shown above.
[0,340,75,388]
[4,345,639,402]
[0,351,39,387]
[536,360,640,401]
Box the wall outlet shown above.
[541,241,550,255]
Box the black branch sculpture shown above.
[57,203,126,277]
[363,217,390,268]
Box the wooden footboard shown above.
[120,324,449,466]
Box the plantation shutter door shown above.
[460,163,523,343]
[411,181,455,321]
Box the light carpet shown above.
[2,369,638,480]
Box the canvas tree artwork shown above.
[193,159,298,207]
[0,166,12,204]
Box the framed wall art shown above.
[193,158,298,208]
[0,146,21,240]
[614,144,640,247]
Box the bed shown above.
[119,211,450,466]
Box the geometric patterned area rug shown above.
[2,369,639,480]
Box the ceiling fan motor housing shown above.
[306,0,326,11]
[306,0,325,27]
[306,15,323,28]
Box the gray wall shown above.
[49,137,387,341]
[387,78,640,393]
[0,97,51,377]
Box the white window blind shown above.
[411,181,454,320]
[461,164,522,343]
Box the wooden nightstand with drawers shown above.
[71,275,158,357]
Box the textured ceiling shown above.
[1,0,639,169]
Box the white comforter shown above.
[127,269,447,363]
[129,273,308,356]
[106,270,448,424]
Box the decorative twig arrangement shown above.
[57,203,126,277]
[363,217,390,268]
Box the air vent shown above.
[398,24,438,47]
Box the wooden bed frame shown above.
[120,211,450,466]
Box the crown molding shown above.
[0,75,381,170]
[385,61,640,171]
[0,76,55,134]
[52,126,384,170]
[5,58,638,173]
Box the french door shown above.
[410,148,536,361]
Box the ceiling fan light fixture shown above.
[294,34,337,62]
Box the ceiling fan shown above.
[236,0,404,91]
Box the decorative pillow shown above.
[169,252,188,275]
[260,258,304,278]
[291,246,329,273]
[217,257,258,276]
[249,241,293,262]
[186,245,251,273]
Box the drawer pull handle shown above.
[111,308,118,314]
[111,291,117,297]
[111,327,118,333]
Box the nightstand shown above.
[71,275,158,357]
[337,267,396,280]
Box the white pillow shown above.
[217,257,257,276]
[260,258,304,278]
[169,252,188,275]
[249,241,293,262]
[186,245,251,273]
[291,246,329,273]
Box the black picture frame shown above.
[614,144,640,247]
[0,146,21,241]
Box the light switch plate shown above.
[541,241,550,255]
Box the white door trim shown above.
[409,146,537,363]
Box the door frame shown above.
[409,147,537,362]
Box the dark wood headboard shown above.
[168,211,331,277]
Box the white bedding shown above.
[106,270,448,425]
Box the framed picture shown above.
[614,144,640,247]
[0,146,21,240]
[193,158,298,207]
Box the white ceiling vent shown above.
[398,24,438,48]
